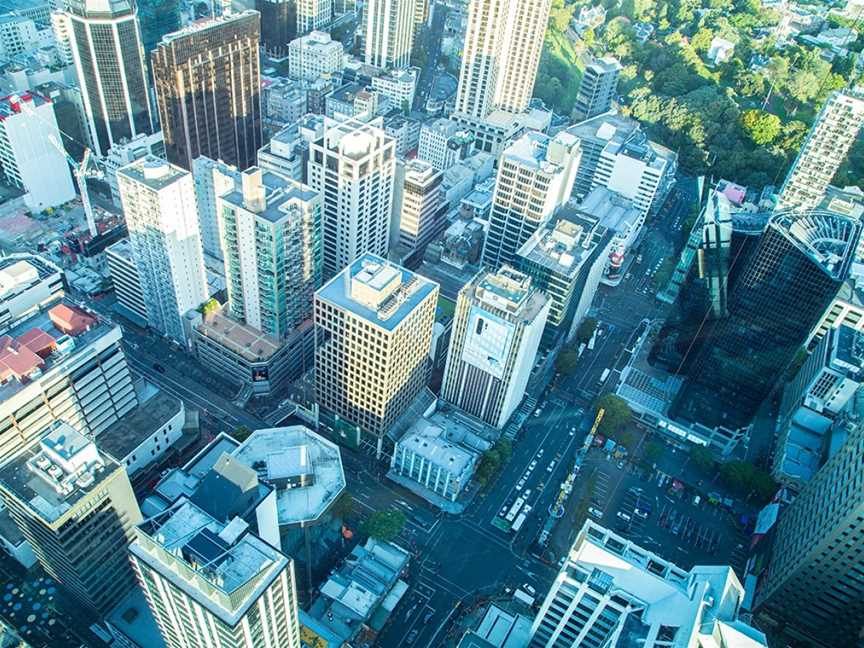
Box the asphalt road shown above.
[413,3,449,110]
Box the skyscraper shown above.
[441,267,549,428]
[455,0,552,118]
[117,156,209,344]
[307,117,396,279]
[219,167,322,339]
[65,0,151,156]
[755,414,864,645]
[314,254,438,454]
[364,0,414,69]
[130,497,302,648]
[571,55,621,121]
[192,156,241,262]
[137,0,180,61]
[672,209,861,431]
[392,158,446,252]
[530,521,768,647]
[257,0,296,58]
[0,422,142,617]
[297,0,330,34]
[777,88,864,211]
[481,130,581,270]
[152,11,262,171]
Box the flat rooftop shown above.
[232,426,345,526]
[518,216,601,277]
[196,306,281,363]
[105,237,135,262]
[0,254,59,299]
[220,169,318,225]
[117,156,188,193]
[317,254,438,331]
[0,421,117,524]
[471,267,548,323]
[97,383,183,462]
[398,419,477,476]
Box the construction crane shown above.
[549,408,607,519]
[48,136,102,239]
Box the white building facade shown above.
[288,31,344,81]
[364,0,415,69]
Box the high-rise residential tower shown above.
[481,130,581,270]
[117,156,209,344]
[571,55,621,121]
[219,167,322,339]
[776,88,864,211]
[152,11,262,171]
[314,254,438,454]
[130,497,301,648]
[0,422,142,617]
[672,209,861,431]
[455,0,552,118]
[364,0,414,69]
[441,267,549,428]
[65,0,152,156]
[307,117,396,279]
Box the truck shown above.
[598,368,611,385]
[511,512,527,533]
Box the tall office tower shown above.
[777,88,864,211]
[571,55,621,121]
[152,11,262,171]
[314,254,438,454]
[482,130,581,270]
[0,93,76,212]
[530,521,768,647]
[755,414,864,646]
[130,497,301,648]
[442,267,550,428]
[697,189,734,320]
[392,159,446,252]
[297,0,330,34]
[307,118,396,278]
[0,422,142,617]
[117,156,209,344]
[772,324,864,488]
[455,0,551,118]
[106,238,149,324]
[0,300,138,462]
[219,167,322,339]
[65,0,151,156]
[137,0,179,60]
[364,0,414,69]
[672,210,861,432]
[257,0,296,58]
[192,156,241,262]
[414,0,427,24]
[288,30,344,81]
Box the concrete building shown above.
[297,0,331,34]
[516,206,613,346]
[262,77,307,136]
[777,88,864,211]
[0,92,76,212]
[0,255,63,335]
[567,112,640,200]
[192,156,241,263]
[571,55,621,121]
[442,267,550,429]
[130,497,301,648]
[417,117,473,171]
[307,117,396,279]
[392,158,446,252]
[773,324,864,488]
[482,130,581,270]
[455,0,552,117]
[755,412,864,646]
[219,167,321,340]
[117,156,209,344]
[315,254,438,452]
[257,114,325,183]
[65,0,152,156]
[105,238,148,324]
[370,66,418,110]
[152,12,262,171]
[530,521,768,647]
[101,131,165,207]
[0,15,39,57]
[0,421,143,617]
[364,0,414,68]
[288,30,343,81]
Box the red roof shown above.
[48,304,96,336]
[17,328,57,358]
[0,341,44,383]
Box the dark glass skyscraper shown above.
[137,0,181,60]
[152,11,262,171]
[256,0,296,58]
[671,209,861,430]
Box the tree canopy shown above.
[361,510,406,542]
[595,394,632,440]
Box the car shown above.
[588,507,603,520]
[523,489,532,499]
[529,460,537,470]
[693,495,701,505]
[423,612,434,623]
[617,460,625,469]
[515,481,524,491]
[537,449,544,457]
[617,511,632,522]
[523,505,533,514]
[152,363,165,373]
[499,506,508,517]
[533,408,541,417]
[634,508,649,519]
[547,460,556,473]
[406,629,419,644]
[569,429,575,436]
[523,584,536,596]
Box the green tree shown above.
[644,440,664,464]
[689,445,715,472]
[740,109,781,145]
[653,257,676,290]
[233,425,252,442]
[595,394,631,439]
[361,510,406,542]
[556,349,580,375]
[576,317,599,343]
[331,491,355,518]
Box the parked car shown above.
[588,507,603,520]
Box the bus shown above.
[598,368,611,385]
[505,497,525,522]
[511,512,527,533]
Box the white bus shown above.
[511,512,527,533]
[598,368,611,385]
[505,497,525,522]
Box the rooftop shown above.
[105,238,135,262]
[159,10,257,44]
[772,208,861,281]
[232,426,346,526]
[398,419,478,476]
[196,306,281,363]
[317,117,392,161]
[0,254,59,302]
[0,92,51,120]
[317,254,438,331]
[131,497,290,626]
[517,215,603,277]
[118,156,189,193]
[0,421,117,524]
[220,167,318,225]
[470,266,549,324]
